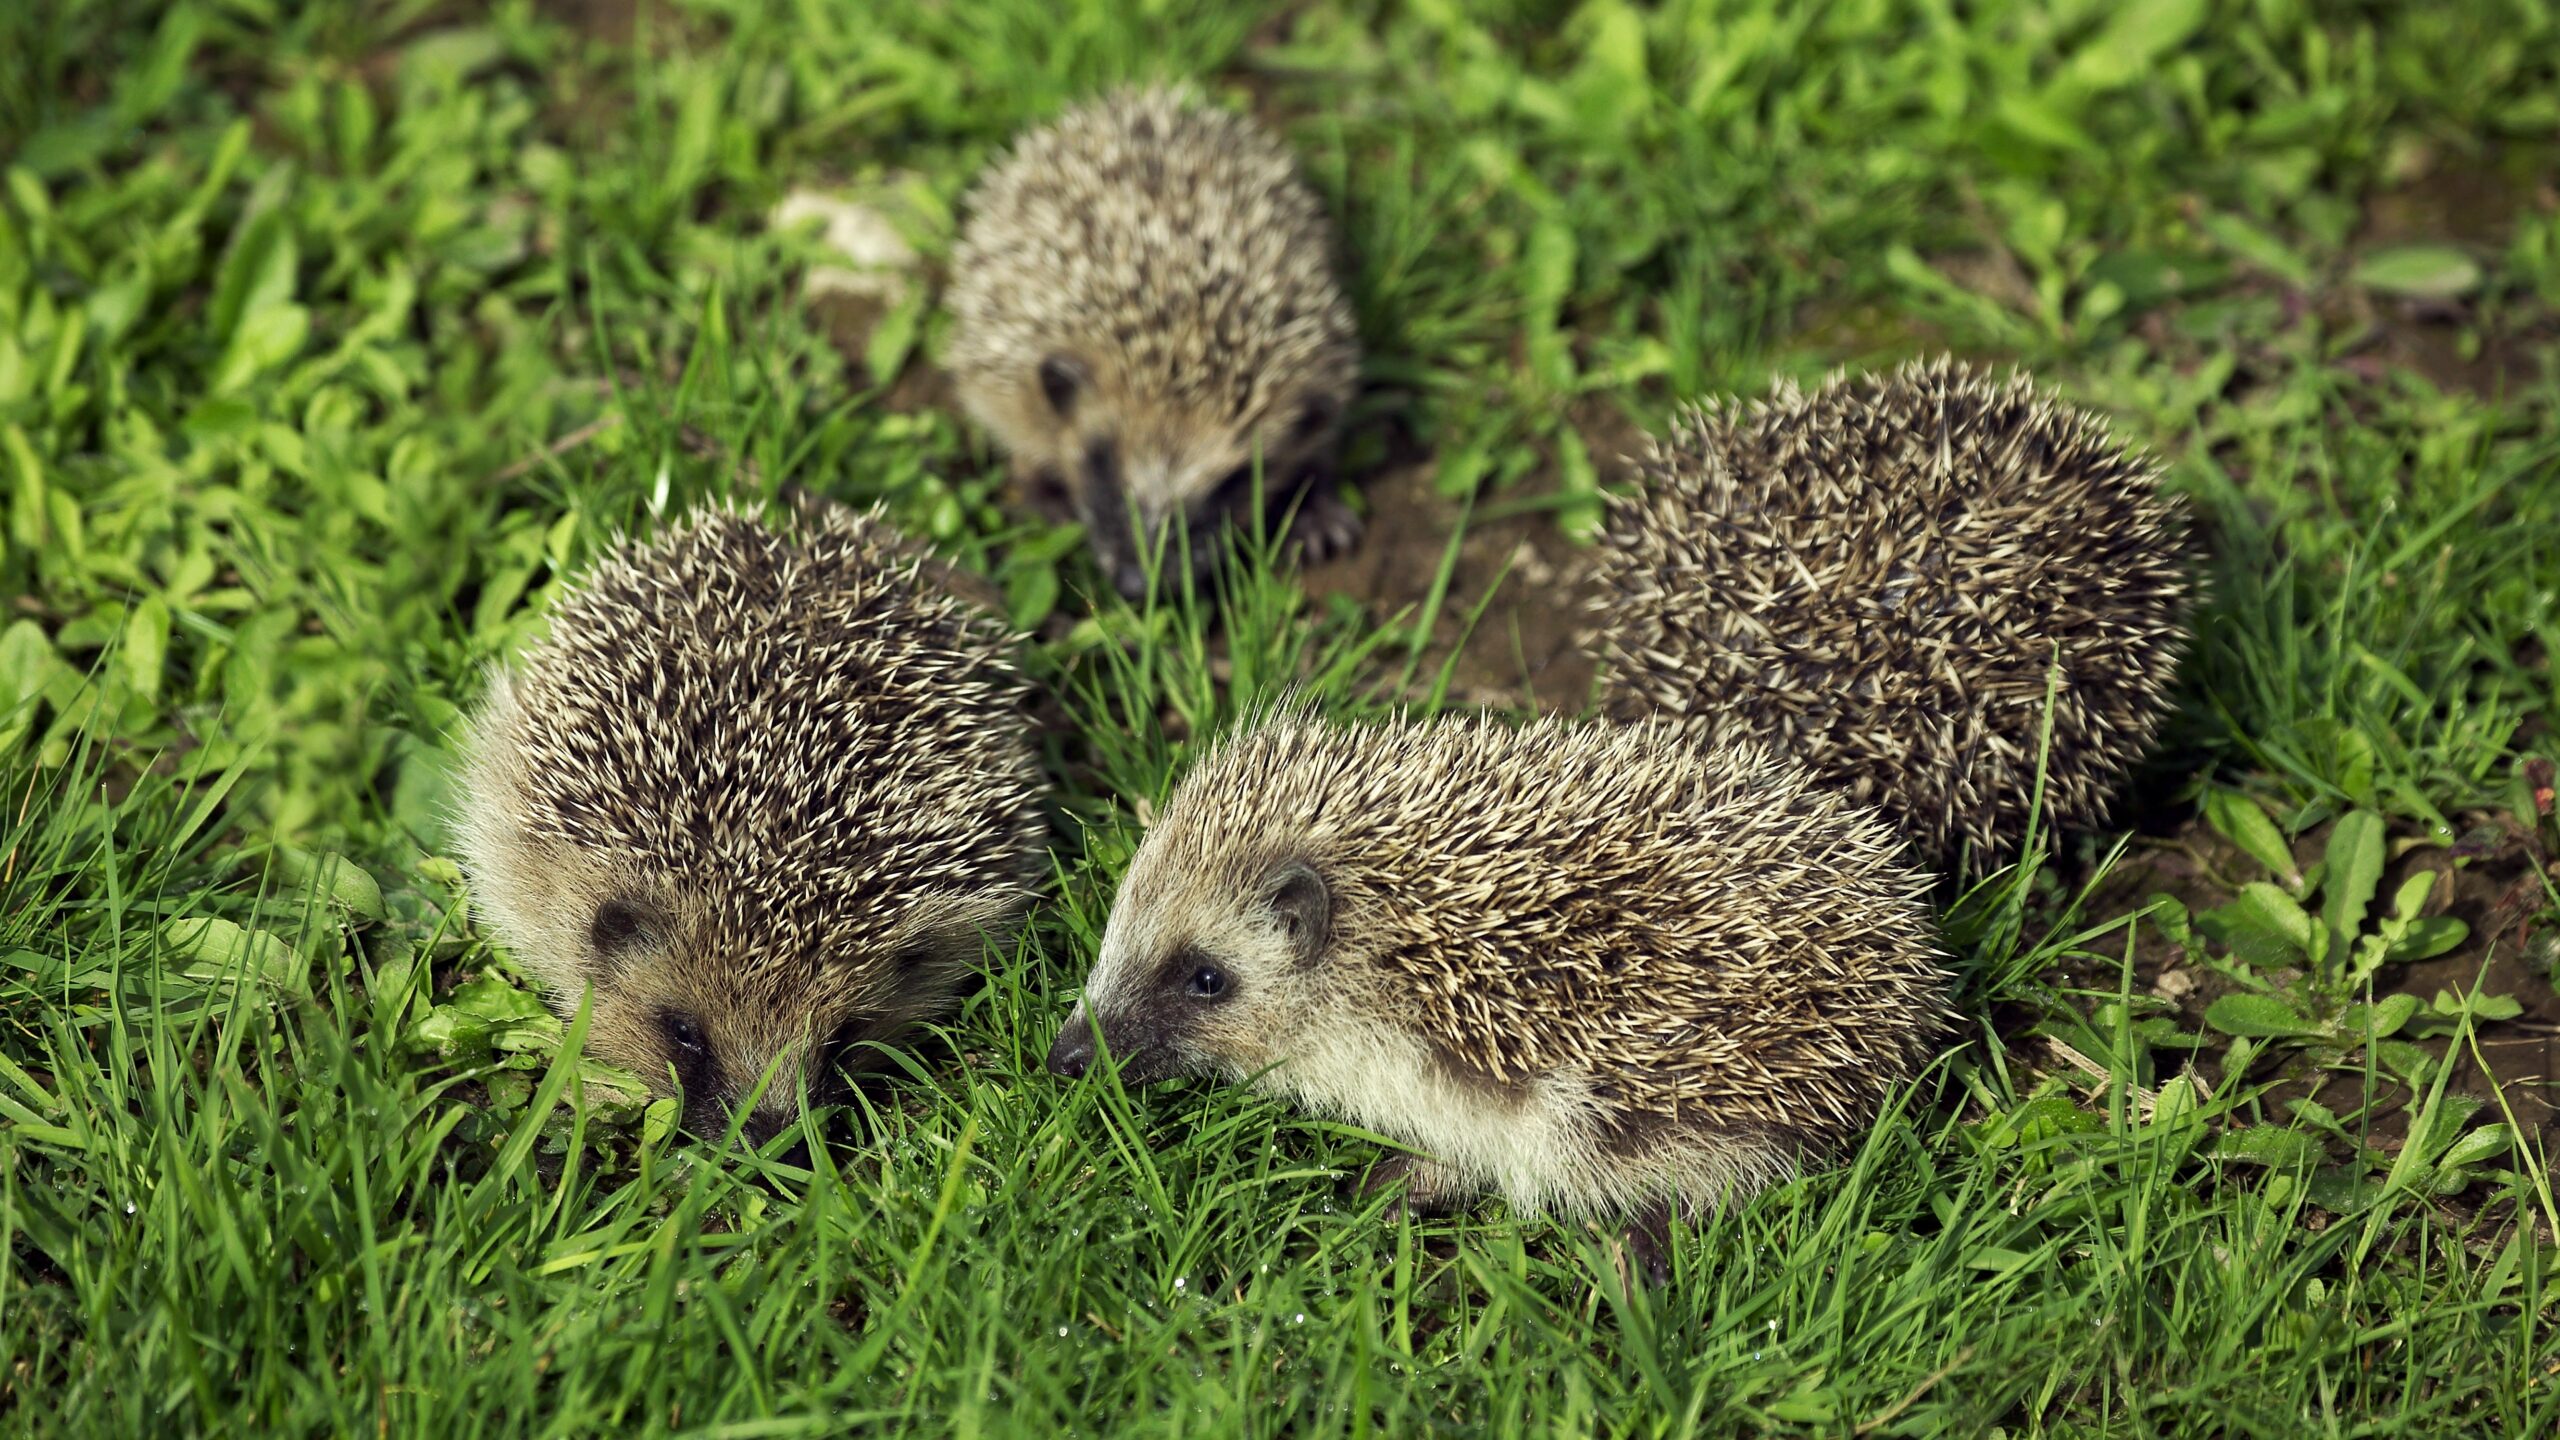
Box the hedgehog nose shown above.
[1046,1005,1096,1079]
[739,1109,796,1155]
[1109,561,1149,602]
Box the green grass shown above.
[7,0,2560,1433]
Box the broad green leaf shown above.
[211,302,311,392]
[451,972,552,1025]
[120,595,170,702]
[401,1005,492,1059]
[2321,811,2385,950]
[209,207,297,345]
[2214,1126,2323,1170]
[0,620,62,744]
[2308,1166,2386,1214]
[2204,993,2320,1038]
[2439,1124,2515,1171]
[163,916,303,988]
[277,846,387,923]
[2434,989,2522,1023]
[2384,917,2468,962]
[2204,788,2299,888]
[865,287,927,387]
[2063,0,2208,92]
[2350,245,2482,300]
[2349,992,2422,1040]
[2214,881,2317,957]
[1522,215,1579,389]
[2384,869,2437,924]
[2200,212,2312,289]
[1005,563,1060,631]
[2144,892,2195,948]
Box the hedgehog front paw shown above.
[1287,484,1364,566]
[1359,1154,1468,1219]
[1615,1200,1676,1288]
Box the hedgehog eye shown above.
[1038,356,1081,417]
[657,1010,711,1066]
[1185,964,1229,1000]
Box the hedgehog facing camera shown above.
[1584,357,2192,873]
[454,502,1047,1151]
[1044,711,1950,1277]
[946,85,1362,600]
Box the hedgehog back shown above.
[1588,358,2190,869]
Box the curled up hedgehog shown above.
[1584,357,2192,872]
[454,501,1046,1150]
[945,85,1362,600]
[1045,710,1949,1276]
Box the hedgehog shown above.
[946,84,1362,600]
[453,501,1046,1149]
[1044,709,1948,1273]
[1583,357,2191,872]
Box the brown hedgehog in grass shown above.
[454,502,1046,1148]
[1584,357,2192,872]
[947,85,1362,599]
[1046,710,1949,1276]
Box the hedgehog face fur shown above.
[1584,357,2191,872]
[947,86,1361,599]
[1046,711,1949,1228]
[455,504,1045,1148]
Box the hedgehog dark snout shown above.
[1045,1005,1097,1078]
[1047,1002,1179,1083]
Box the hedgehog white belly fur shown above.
[946,85,1362,599]
[1045,711,1949,1224]
[454,501,1046,1148]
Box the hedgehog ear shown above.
[1261,859,1331,966]
[587,896,654,972]
[1037,355,1083,418]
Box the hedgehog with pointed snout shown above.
[454,502,1046,1150]
[947,85,1362,600]
[1584,357,2192,872]
[1045,710,1948,1270]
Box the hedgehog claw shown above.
[1288,484,1364,566]
[1360,1154,1465,1219]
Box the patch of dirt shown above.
[1301,399,1647,715]
[1299,461,1599,713]
[535,0,643,48]
[2331,151,2560,399]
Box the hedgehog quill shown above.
[455,503,1046,1148]
[1585,357,2192,871]
[947,85,1361,599]
[1046,711,1949,1275]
